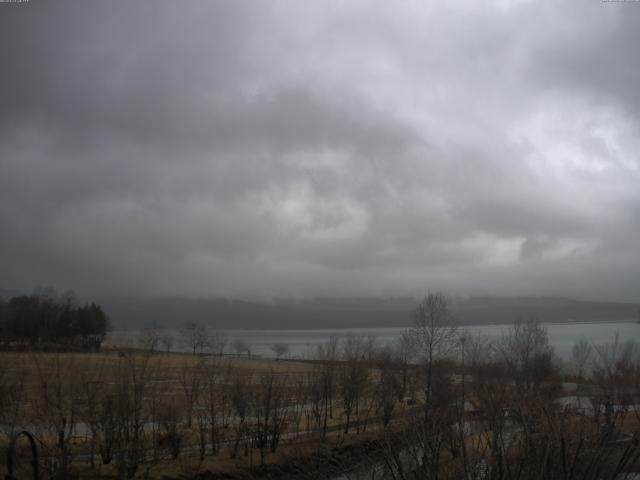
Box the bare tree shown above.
[468,341,512,478]
[316,333,340,359]
[405,292,459,406]
[160,333,174,353]
[198,361,223,455]
[496,317,556,393]
[155,399,182,461]
[364,334,377,362]
[113,352,153,479]
[0,356,26,449]
[229,369,251,458]
[30,353,80,478]
[306,368,325,438]
[271,342,289,360]
[340,334,369,434]
[465,332,492,369]
[209,330,228,356]
[572,337,593,380]
[592,334,639,426]
[178,357,204,428]
[374,348,402,427]
[253,369,289,465]
[394,335,413,402]
[381,390,470,477]
[381,405,458,480]
[289,374,308,439]
[79,358,110,469]
[138,325,161,352]
[182,322,210,356]
[231,338,248,357]
[316,334,339,422]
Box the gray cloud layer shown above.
[2,0,640,301]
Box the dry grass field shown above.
[2,339,639,480]
[0,349,412,479]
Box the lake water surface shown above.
[107,321,640,361]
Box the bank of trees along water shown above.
[0,291,109,351]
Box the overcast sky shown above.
[1,0,640,301]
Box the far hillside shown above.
[100,296,640,330]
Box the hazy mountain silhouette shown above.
[101,296,640,330]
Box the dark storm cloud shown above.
[1,0,640,301]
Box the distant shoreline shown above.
[109,318,638,332]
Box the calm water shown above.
[107,321,640,361]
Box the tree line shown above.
[0,289,109,351]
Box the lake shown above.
[107,321,640,362]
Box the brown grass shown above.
[0,350,403,479]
